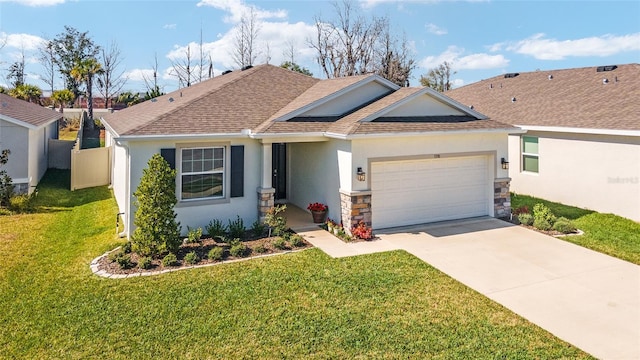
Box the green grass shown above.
[58,128,78,141]
[0,171,591,359]
[512,193,640,264]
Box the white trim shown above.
[177,143,229,202]
[250,132,327,142]
[515,125,640,137]
[325,127,524,140]
[521,135,539,174]
[272,75,400,122]
[109,132,251,142]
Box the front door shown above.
[272,143,287,201]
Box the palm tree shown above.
[9,84,42,103]
[51,89,74,112]
[70,58,104,126]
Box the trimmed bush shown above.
[9,194,34,213]
[121,241,132,254]
[162,253,178,267]
[206,219,227,239]
[229,242,248,258]
[184,251,199,265]
[265,205,287,236]
[250,220,266,237]
[186,227,203,244]
[272,237,287,250]
[228,216,246,239]
[553,217,577,234]
[253,244,267,253]
[289,234,305,247]
[138,256,152,270]
[518,213,533,226]
[208,246,224,261]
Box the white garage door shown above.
[371,156,491,229]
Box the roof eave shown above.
[516,125,640,137]
[110,131,253,142]
[325,127,524,140]
[0,114,60,130]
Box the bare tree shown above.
[198,27,205,82]
[97,41,127,108]
[377,29,415,87]
[6,47,25,88]
[143,53,161,92]
[232,7,261,68]
[38,40,57,96]
[170,44,194,88]
[309,0,387,78]
[283,38,297,64]
[420,61,456,92]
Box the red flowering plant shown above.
[307,202,328,212]
[351,221,373,240]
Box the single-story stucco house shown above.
[102,64,518,238]
[0,93,61,194]
[447,64,640,222]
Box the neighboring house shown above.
[447,64,640,222]
[0,93,61,194]
[102,64,517,238]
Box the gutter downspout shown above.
[116,139,130,238]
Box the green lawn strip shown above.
[512,193,640,264]
[0,173,591,358]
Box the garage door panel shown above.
[371,156,491,229]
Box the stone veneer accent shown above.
[339,190,372,234]
[257,187,275,221]
[494,178,511,219]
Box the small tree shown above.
[51,89,74,111]
[0,150,13,207]
[132,154,181,257]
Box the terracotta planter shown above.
[311,210,327,223]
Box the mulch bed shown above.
[98,236,312,275]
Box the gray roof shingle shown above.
[0,93,62,128]
[446,63,640,131]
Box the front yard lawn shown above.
[512,193,640,265]
[0,170,591,358]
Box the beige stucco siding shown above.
[509,131,640,221]
[0,119,29,182]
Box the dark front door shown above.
[272,143,287,200]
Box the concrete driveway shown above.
[298,217,640,360]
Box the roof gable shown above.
[446,63,640,131]
[0,93,61,129]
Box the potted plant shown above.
[307,202,328,223]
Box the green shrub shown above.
[228,216,246,239]
[132,154,181,257]
[533,218,553,231]
[208,246,225,261]
[553,217,577,234]
[518,213,534,226]
[121,241,132,254]
[138,256,152,270]
[533,203,556,225]
[229,242,248,258]
[109,252,132,269]
[186,226,203,244]
[9,194,34,213]
[184,251,199,265]
[108,249,125,263]
[162,253,178,267]
[281,231,291,241]
[253,244,267,253]
[272,237,287,250]
[0,207,12,216]
[205,219,227,239]
[265,205,287,236]
[250,220,266,237]
[289,234,305,247]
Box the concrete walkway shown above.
[295,217,640,360]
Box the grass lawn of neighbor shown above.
[0,170,593,358]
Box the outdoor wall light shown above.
[357,167,366,182]
[501,158,509,170]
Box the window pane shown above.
[182,149,193,161]
[204,148,214,160]
[523,136,538,154]
[213,159,224,171]
[182,161,192,173]
[523,155,539,173]
[203,159,214,171]
[193,159,202,172]
[182,174,223,199]
[214,147,224,160]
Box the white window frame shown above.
[521,136,539,173]
[177,144,228,203]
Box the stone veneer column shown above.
[494,178,511,219]
[339,190,372,234]
[257,187,275,221]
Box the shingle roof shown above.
[102,64,319,136]
[0,93,61,128]
[446,63,640,131]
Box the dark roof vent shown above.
[469,105,474,110]
[241,65,253,71]
[150,98,158,103]
[222,70,232,75]
[504,73,519,78]
[602,78,609,84]
[548,74,553,80]
[168,97,174,102]
[511,97,516,102]
[596,65,617,72]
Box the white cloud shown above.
[419,45,509,70]
[360,0,488,8]
[501,33,640,60]
[0,0,65,6]
[196,0,287,23]
[163,24,177,30]
[1,32,46,51]
[425,23,447,35]
[123,68,155,83]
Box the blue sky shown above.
[0,0,638,94]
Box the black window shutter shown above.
[230,146,244,198]
[160,148,176,170]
